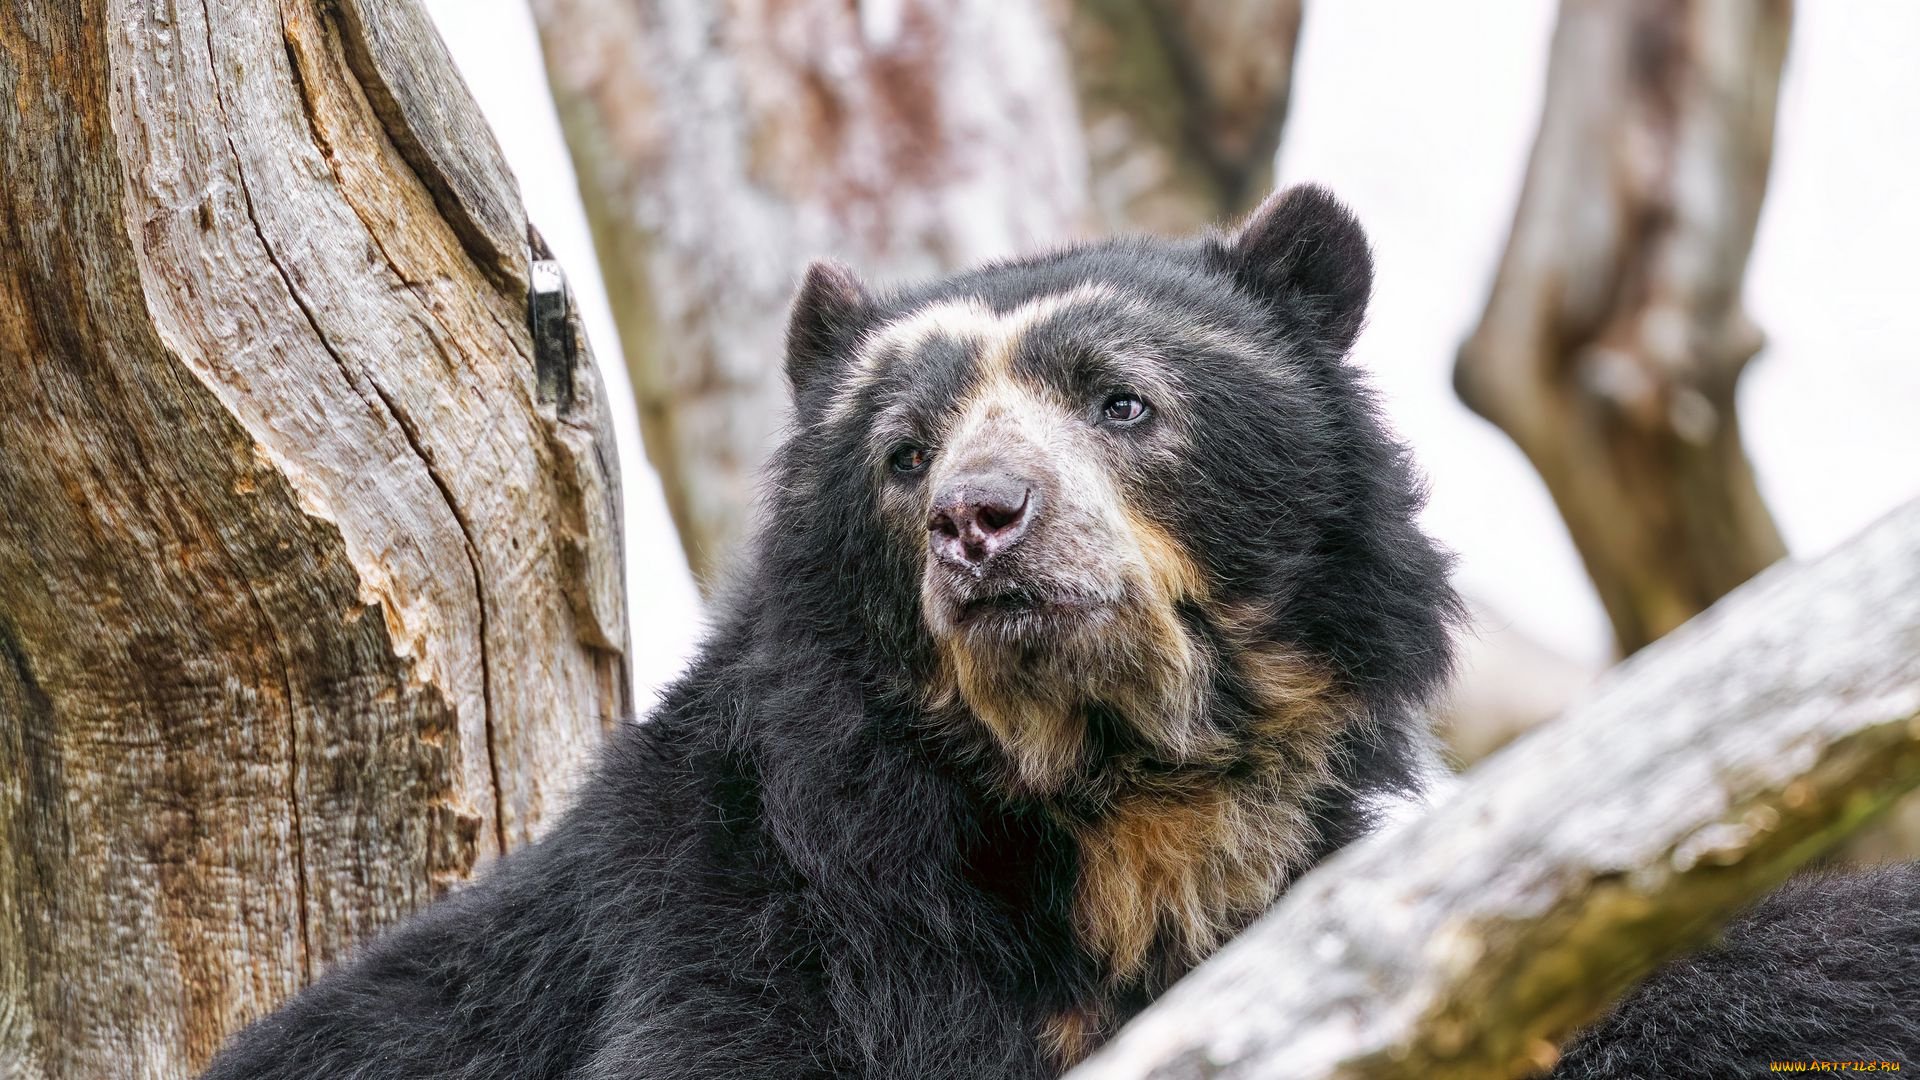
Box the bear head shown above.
[760,185,1458,800]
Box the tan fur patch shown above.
[1074,787,1249,979]
[937,647,1088,790]
[1040,1003,1108,1070]
[1069,648,1355,981]
[875,300,1363,1012]
[931,565,1216,794]
[1103,508,1213,762]
[1127,510,1209,605]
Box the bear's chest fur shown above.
[1036,647,1357,1067]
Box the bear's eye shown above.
[889,444,931,475]
[1101,394,1150,424]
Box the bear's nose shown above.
[927,474,1034,568]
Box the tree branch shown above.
[528,0,1090,583]
[1065,0,1302,234]
[1068,498,1920,1080]
[1456,0,1793,653]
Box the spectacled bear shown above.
[202,186,1918,1079]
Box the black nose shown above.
[928,474,1034,568]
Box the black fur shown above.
[1552,864,1920,1077]
[200,188,1918,1079]
[785,258,873,404]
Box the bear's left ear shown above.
[1216,184,1373,357]
[785,259,874,406]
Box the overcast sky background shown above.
[425,0,1920,709]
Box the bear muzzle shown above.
[926,470,1037,569]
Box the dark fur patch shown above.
[1551,864,1920,1077]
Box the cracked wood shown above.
[0,2,628,1077]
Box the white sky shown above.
[426,0,1920,702]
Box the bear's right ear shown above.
[785,259,874,405]
[1216,184,1374,357]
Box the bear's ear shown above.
[785,259,874,404]
[1218,184,1373,357]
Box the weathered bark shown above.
[1067,498,1920,1080]
[0,3,627,1077]
[528,0,1090,583]
[1066,0,1302,234]
[1457,0,1792,654]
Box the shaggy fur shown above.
[1551,864,1920,1077]
[201,187,1918,1079]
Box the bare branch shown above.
[1457,0,1793,653]
[1065,0,1302,233]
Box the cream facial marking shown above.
[824,283,1124,428]
[914,358,1217,794]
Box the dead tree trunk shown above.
[0,3,627,1077]
[527,0,1091,582]
[1069,497,1920,1080]
[1066,0,1302,234]
[1456,0,1792,655]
